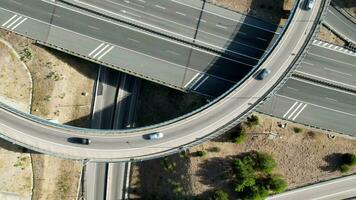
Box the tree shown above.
[212,190,229,200]
[339,164,350,173]
[247,115,260,128]
[254,152,277,174]
[266,174,288,194]
[342,153,356,166]
[233,158,256,192]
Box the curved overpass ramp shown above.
[0,0,327,161]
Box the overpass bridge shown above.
[0,0,330,161]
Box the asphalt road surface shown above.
[259,77,356,136]
[268,174,356,200]
[62,0,280,59]
[295,40,356,91]
[0,0,325,161]
[0,0,262,92]
[324,6,356,44]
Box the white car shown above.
[147,132,164,140]
[305,0,314,10]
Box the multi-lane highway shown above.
[61,0,280,58]
[324,5,356,44]
[295,40,356,91]
[268,174,356,200]
[259,37,356,136]
[0,0,326,161]
[259,77,356,136]
[85,67,138,200]
[0,0,277,93]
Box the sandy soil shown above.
[205,0,294,25]
[132,113,356,199]
[317,25,346,46]
[0,39,32,112]
[0,36,33,199]
[31,154,82,200]
[0,139,32,199]
[0,30,97,199]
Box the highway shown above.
[61,0,280,59]
[84,67,138,200]
[268,174,356,200]
[259,77,356,136]
[324,5,356,44]
[0,0,326,161]
[0,0,267,92]
[295,39,356,91]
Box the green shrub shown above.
[246,115,260,128]
[160,158,176,172]
[293,127,303,133]
[339,164,350,173]
[266,175,288,194]
[197,150,207,157]
[255,152,277,174]
[342,153,356,166]
[212,190,229,200]
[233,158,256,192]
[231,126,247,144]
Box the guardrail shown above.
[0,0,331,162]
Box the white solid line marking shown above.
[324,67,352,77]
[88,25,99,30]
[127,38,140,43]
[325,97,337,102]
[282,101,298,118]
[10,17,27,30]
[6,16,22,29]
[256,37,267,41]
[313,188,356,200]
[286,86,299,91]
[288,103,303,119]
[215,24,227,29]
[184,73,201,88]
[175,12,186,16]
[302,61,314,66]
[193,76,209,90]
[292,104,307,120]
[97,46,114,60]
[88,43,105,57]
[2,15,17,27]
[155,5,166,9]
[93,44,110,58]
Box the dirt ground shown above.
[31,154,82,200]
[0,139,33,199]
[131,113,356,199]
[205,0,294,25]
[0,39,32,112]
[0,30,97,200]
[317,25,346,46]
[0,36,33,199]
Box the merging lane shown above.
[295,40,356,90]
[0,0,253,91]
[0,0,325,161]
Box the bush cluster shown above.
[339,153,356,173]
[230,125,247,144]
[232,152,287,200]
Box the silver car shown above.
[147,132,164,140]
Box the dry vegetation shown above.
[131,113,356,199]
[317,25,346,46]
[0,30,97,199]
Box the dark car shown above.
[67,137,91,145]
[256,68,271,80]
